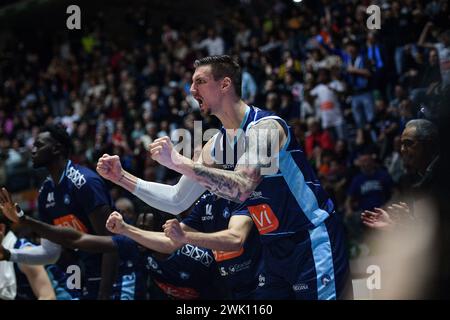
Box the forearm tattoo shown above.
[192,119,282,202]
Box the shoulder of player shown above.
[247,118,288,146]
[248,117,285,132]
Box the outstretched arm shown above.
[150,119,286,203]
[20,215,116,253]
[96,155,206,215]
[0,187,115,253]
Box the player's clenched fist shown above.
[149,137,184,171]
[96,154,123,183]
[106,211,127,234]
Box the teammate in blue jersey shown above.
[105,193,267,300]
[98,55,351,299]
[0,124,119,299]
[0,203,225,300]
[113,231,224,300]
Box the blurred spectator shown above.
[304,117,334,161]
[241,68,257,104]
[194,28,225,56]
[346,153,393,216]
[310,68,345,141]
[342,41,375,129]
[418,23,450,86]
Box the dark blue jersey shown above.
[182,192,264,299]
[112,235,224,300]
[211,106,335,244]
[37,160,113,298]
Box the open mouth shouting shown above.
[195,96,204,110]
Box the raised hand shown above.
[96,154,123,183]
[386,202,412,223]
[105,211,127,234]
[163,219,187,244]
[361,207,394,229]
[0,187,20,224]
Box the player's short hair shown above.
[194,55,242,97]
[41,124,73,158]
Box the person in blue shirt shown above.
[0,124,119,299]
[347,153,393,215]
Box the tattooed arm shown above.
[150,119,286,203]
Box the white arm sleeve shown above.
[9,239,62,265]
[133,175,206,215]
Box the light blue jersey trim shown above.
[279,149,329,226]
[260,231,297,236]
[308,224,337,300]
[276,121,329,226]
[59,160,71,184]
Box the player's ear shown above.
[52,142,63,157]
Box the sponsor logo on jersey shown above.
[67,166,86,189]
[222,207,230,219]
[258,274,266,287]
[321,274,331,287]
[227,259,252,274]
[293,283,309,292]
[64,194,71,205]
[179,271,190,280]
[202,204,214,221]
[248,191,269,200]
[53,214,88,233]
[213,248,244,262]
[181,244,214,267]
[248,204,279,234]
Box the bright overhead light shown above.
[293,0,303,3]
